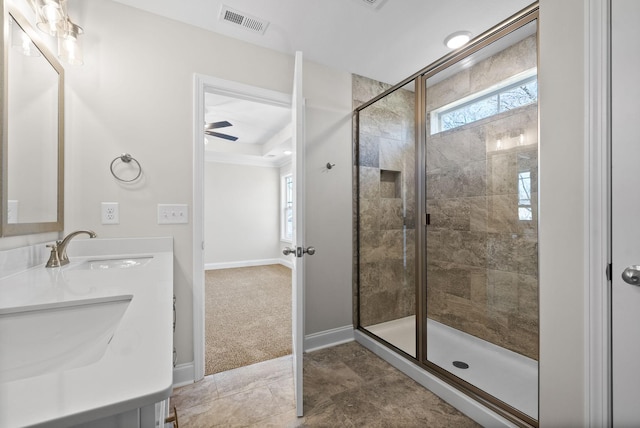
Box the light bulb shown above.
[444,31,472,49]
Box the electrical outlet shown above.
[157,204,188,224]
[101,202,119,224]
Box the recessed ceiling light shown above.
[284,150,292,155]
[444,31,472,49]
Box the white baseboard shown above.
[173,362,195,388]
[279,259,293,269]
[205,258,291,270]
[304,325,354,352]
[354,330,516,428]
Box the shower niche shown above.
[354,4,539,427]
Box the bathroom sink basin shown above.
[76,256,153,270]
[0,294,133,383]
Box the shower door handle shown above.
[622,265,640,286]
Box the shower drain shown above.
[452,361,469,369]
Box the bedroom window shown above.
[281,174,293,242]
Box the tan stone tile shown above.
[181,386,285,427]
[249,409,305,428]
[268,377,296,412]
[359,166,380,200]
[358,198,380,231]
[487,152,517,196]
[213,355,292,397]
[464,160,487,197]
[170,376,218,411]
[302,398,356,427]
[379,198,404,230]
[358,134,380,168]
[487,194,519,233]
[426,131,470,171]
[303,359,364,413]
[427,198,471,231]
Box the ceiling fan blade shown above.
[205,130,238,141]
[205,120,233,130]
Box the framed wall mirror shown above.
[1,5,64,236]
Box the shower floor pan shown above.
[366,316,538,419]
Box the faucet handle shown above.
[45,243,62,268]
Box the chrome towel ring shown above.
[110,153,142,182]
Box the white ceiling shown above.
[110,0,533,165]
[203,93,292,166]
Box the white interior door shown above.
[612,0,640,424]
[291,51,306,417]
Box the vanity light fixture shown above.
[444,31,472,49]
[32,0,84,66]
[58,17,83,65]
[34,0,65,36]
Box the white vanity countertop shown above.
[0,237,174,428]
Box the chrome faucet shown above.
[45,230,97,268]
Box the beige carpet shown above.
[205,264,292,375]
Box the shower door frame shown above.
[354,4,540,427]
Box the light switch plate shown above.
[101,202,119,224]
[157,204,188,224]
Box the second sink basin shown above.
[0,295,133,383]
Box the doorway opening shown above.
[193,75,294,380]
[203,150,293,374]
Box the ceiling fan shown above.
[204,120,238,141]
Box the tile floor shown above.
[170,341,479,427]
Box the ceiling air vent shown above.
[355,0,388,10]
[219,5,270,35]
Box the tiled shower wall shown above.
[425,35,538,360]
[354,75,416,327]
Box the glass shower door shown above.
[423,19,539,422]
[356,78,416,357]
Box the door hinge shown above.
[606,263,612,281]
[426,213,430,226]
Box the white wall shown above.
[49,0,351,365]
[538,0,587,425]
[303,61,354,334]
[204,162,281,266]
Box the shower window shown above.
[430,70,537,134]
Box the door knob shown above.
[282,246,315,257]
[622,265,640,285]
